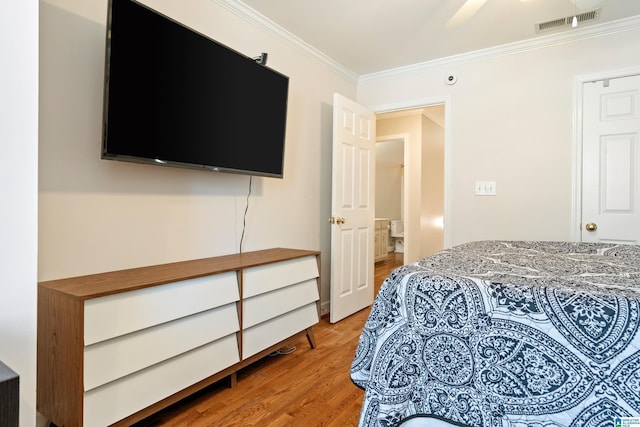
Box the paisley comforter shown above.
[350,241,640,427]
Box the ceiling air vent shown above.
[535,9,600,33]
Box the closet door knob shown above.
[585,222,597,232]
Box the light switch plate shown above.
[475,181,496,196]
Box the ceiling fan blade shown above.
[446,0,488,28]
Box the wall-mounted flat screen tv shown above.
[102,0,289,178]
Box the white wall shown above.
[375,139,403,221]
[359,25,640,247]
[39,0,356,324]
[0,1,38,426]
[421,116,444,257]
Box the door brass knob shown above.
[329,217,346,225]
[585,222,598,232]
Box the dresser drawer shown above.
[84,303,239,391]
[243,256,318,298]
[83,334,239,427]
[84,272,239,345]
[242,302,318,359]
[243,279,319,329]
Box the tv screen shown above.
[102,0,289,178]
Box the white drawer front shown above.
[85,272,238,345]
[243,256,318,298]
[243,279,319,329]
[84,303,239,391]
[242,303,319,359]
[83,334,239,427]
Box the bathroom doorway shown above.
[375,137,405,263]
[375,105,445,265]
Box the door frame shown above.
[572,66,640,241]
[371,95,452,251]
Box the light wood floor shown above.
[133,252,404,427]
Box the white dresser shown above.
[37,248,320,427]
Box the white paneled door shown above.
[330,94,376,323]
[582,74,640,243]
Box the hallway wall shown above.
[375,139,403,222]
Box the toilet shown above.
[390,220,404,253]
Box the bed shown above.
[351,240,640,427]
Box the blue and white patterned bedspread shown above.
[350,241,640,427]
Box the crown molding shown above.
[360,15,640,82]
[215,0,358,83]
[214,1,640,85]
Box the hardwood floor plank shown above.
[134,252,403,427]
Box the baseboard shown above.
[320,300,330,317]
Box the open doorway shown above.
[374,105,445,264]
[375,137,405,263]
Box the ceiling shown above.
[234,0,640,76]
